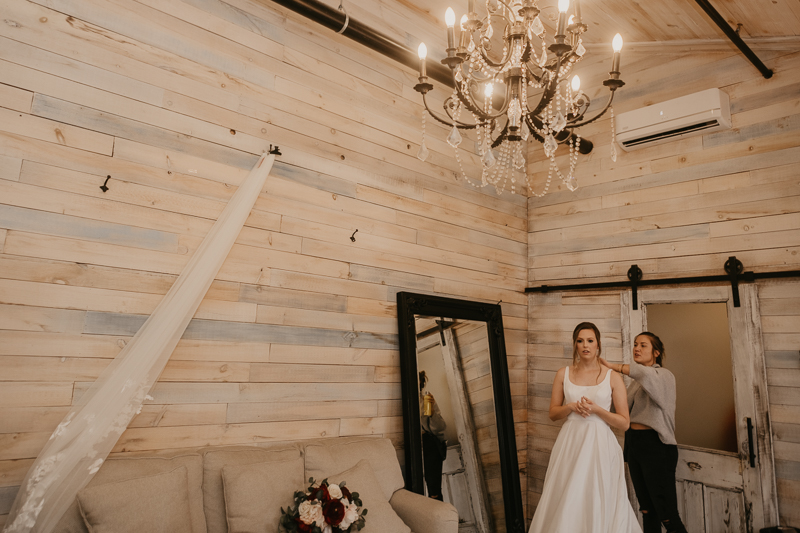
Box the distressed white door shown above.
[442,445,479,533]
[622,285,778,533]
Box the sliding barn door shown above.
[622,285,778,532]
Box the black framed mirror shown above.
[397,292,524,533]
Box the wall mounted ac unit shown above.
[615,88,731,151]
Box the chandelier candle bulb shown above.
[557,0,569,36]
[459,15,470,49]
[568,15,575,45]
[445,8,456,52]
[611,33,623,73]
[575,0,582,23]
[418,42,427,77]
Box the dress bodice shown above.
[564,367,613,420]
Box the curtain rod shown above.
[525,256,800,309]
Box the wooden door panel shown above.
[676,481,706,532]
[676,447,743,490]
[704,486,745,533]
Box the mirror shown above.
[397,293,524,533]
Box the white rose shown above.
[322,525,332,533]
[328,484,343,499]
[298,500,323,526]
[339,502,360,530]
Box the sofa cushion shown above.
[221,456,305,533]
[329,459,410,533]
[53,451,206,533]
[202,446,301,533]
[303,437,404,501]
[77,466,193,533]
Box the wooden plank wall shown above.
[0,0,529,526]
[526,46,800,526]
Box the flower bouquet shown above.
[280,477,367,533]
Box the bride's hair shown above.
[571,322,603,369]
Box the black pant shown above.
[625,429,687,533]
[422,432,445,500]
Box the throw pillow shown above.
[221,456,305,533]
[202,446,300,533]
[54,452,205,533]
[328,459,410,533]
[304,438,404,501]
[77,466,193,533]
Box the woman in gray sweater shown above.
[600,332,688,533]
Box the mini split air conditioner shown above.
[615,88,731,151]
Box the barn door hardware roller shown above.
[627,265,643,310]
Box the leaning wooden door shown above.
[622,285,778,532]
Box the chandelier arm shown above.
[489,0,518,27]
[421,93,479,129]
[524,62,544,85]
[567,90,618,129]
[474,38,515,69]
[523,116,546,143]
[453,80,513,122]
[489,122,508,149]
[527,74,558,116]
[524,52,566,117]
[526,114,587,153]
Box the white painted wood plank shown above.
[31,94,260,167]
[0,82,32,113]
[81,312,398,349]
[0,35,164,106]
[0,204,180,253]
[0,155,22,182]
[0,105,114,155]
[73,381,400,405]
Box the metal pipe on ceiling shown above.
[268,0,455,87]
[693,0,773,79]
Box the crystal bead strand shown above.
[610,106,618,162]
[417,111,429,161]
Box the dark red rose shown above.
[317,484,331,502]
[309,484,330,502]
[340,486,352,500]
[323,500,345,526]
[295,517,313,532]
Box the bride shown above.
[528,322,642,533]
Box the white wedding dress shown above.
[528,367,642,533]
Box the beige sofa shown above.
[54,436,458,533]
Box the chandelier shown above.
[414,0,625,196]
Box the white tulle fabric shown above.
[3,153,276,533]
[528,367,641,533]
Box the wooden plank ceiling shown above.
[334,0,800,54]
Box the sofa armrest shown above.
[389,489,458,533]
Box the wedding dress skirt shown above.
[528,368,641,533]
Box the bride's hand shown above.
[579,397,598,416]
[598,357,613,369]
[569,401,589,418]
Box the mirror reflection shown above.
[415,316,502,533]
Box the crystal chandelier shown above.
[414,0,625,196]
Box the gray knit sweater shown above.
[627,363,677,445]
